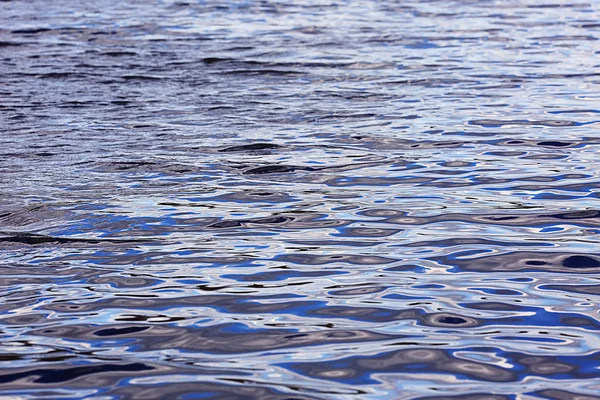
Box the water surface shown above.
[1,0,600,398]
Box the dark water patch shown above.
[0,41,24,47]
[539,284,600,295]
[120,75,165,81]
[562,255,600,269]
[498,139,600,150]
[547,210,600,220]
[94,326,149,337]
[422,313,480,328]
[0,363,153,385]
[100,51,139,57]
[219,143,283,152]
[533,389,600,400]
[0,231,147,246]
[244,165,310,175]
[10,28,52,34]
[469,288,524,296]
[537,141,572,147]
[431,251,600,273]
[460,302,529,312]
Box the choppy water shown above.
[2,0,600,399]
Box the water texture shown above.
[1,0,600,398]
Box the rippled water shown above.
[2,0,600,399]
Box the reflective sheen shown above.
[1,0,600,399]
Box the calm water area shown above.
[1,0,600,399]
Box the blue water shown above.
[1,0,600,399]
